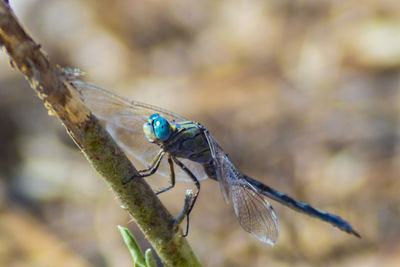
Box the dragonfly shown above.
[68,73,360,245]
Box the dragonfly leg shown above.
[155,154,176,195]
[172,157,200,237]
[173,189,194,233]
[123,150,165,184]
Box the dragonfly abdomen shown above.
[244,176,360,237]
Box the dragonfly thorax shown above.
[162,121,213,165]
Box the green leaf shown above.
[145,249,157,267]
[118,225,147,267]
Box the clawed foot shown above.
[172,189,194,237]
[122,173,142,185]
[122,167,156,184]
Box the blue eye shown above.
[148,113,160,123]
[153,116,170,141]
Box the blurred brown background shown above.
[1,0,400,266]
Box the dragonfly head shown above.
[143,113,171,143]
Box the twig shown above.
[0,2,200,266]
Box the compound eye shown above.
[143,122,156,142]
[153,116,171,141]
[148,113,160,123]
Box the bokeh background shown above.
[1,0,400,266]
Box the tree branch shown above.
[0,2,200,266]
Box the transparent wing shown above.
[204,131,279,244]
[70,80,207,181]
[232,182,279,245]
[203,131,232,203]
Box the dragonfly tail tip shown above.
[351,229,361,238]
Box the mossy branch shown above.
[0,2,200,266]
